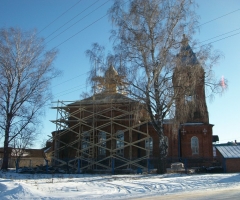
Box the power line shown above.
[40,2,240,47]
[44,1,239,56]
[52,31,240,98]
[45,0,101,41]
[53,13,109,50]
[53,85,91,99]
[53,83,86,96]
[198,27,240,44]
[52,71,89,88]
[47,1,240,99]
[198,8,240,27]
[53,28,240,99]
[36,1,113,93]
[43,1,129,96]
[199,31,240,47]
[38,0,83,35]
[45,0,131,49]
[45,0,111,45]
[32,1,110,93]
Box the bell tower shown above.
[173,35,209,124]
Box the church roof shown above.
[216,145,240,159]
[68,92,138,106]
[68,65,138,106]
[177,34,199,66]
[105,65,118,78]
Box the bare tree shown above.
[86,0,225,173]
[0,27,59,169]
[11,130,37,170]
[108,0,226,173]
[85,43,128,94]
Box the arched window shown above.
[191,136,199,155]
[116,130,124,156]
[185,94,193,102]
[98,131,106,156]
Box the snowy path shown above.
[0,171,240,199]
[134,186,240,200]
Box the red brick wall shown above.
[225,159,240,173]
[53,101,214,164]
[144,124,179,158]
[142,123,213,159]
[216,149,240,173]
[180,124,213,158]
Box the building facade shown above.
[50,37,214,173]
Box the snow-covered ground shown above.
[0,170,240,200]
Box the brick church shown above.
[50,37,214,173]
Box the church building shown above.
[50,37,214,173]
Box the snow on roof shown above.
[181,122,204,125]
[69,92,136,105]
[11,148,44,158]
[44,147,51,153]
[216,145,240,159]
[11,149,29,157]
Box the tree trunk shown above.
[157,156,167,174]
[1,136,9,170]
[15,158,20,172]
[157,132,168,174]
[1,123,10,170]
[157,144,167,174]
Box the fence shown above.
[0,158,50,169]
[0,156,222,174]
[48,156,223,174]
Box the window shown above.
[145,137,153,156]
[81,132,90,157]
[194,111,201,119]
[213,147,216,157]
[116,130,124,156]
[98,131,106,156]
[191,136,199,155]
[185,90,195,103]
[185,95,193,102]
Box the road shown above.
[133,186,240,200]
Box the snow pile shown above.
[0,170,240,199]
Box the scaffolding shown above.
[50,94,152,173]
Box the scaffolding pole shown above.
[50,98,151,173]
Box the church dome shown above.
[105,65,118,79]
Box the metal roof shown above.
[216,146,240,158]
[68,92,136,105]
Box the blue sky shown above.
[1,0,240,148]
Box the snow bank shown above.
[0,170,240,199]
